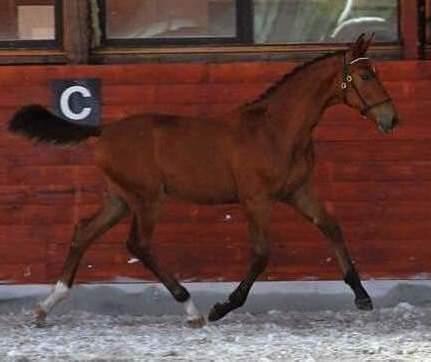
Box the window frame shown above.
[0,1,63,50]
[420,0,431,58]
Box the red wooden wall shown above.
[0,60,430,284]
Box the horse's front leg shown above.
[208,195,272,322]
[287,183,373,310]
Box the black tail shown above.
[8,105,101,145]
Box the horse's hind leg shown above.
[34,193,129,324]
[288,183,373,311]
[126,204,205,327]
[208,196,272,322]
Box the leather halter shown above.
[341,53,392,116]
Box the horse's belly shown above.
[167,188,239,204]
[162,167,238,204]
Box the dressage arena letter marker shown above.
[60,85,92,121]
[52,79,101,126]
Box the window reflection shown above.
[106,0,237,39]
[254,0,398,44]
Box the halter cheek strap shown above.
[349,57,370,65]
[341,53,392,116]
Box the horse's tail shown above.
[8,104,101,145]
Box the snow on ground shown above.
[1,281,431,361]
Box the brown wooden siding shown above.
[0,60,430,283]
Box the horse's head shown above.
[341,33,399,133]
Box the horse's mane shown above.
[244,50,345,108]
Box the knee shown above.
[72,218,92,243]
[69,223,89,253]
[318,219,343,240]
[252,244,270,270]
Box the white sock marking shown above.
[184,298,201,321]
[39,281,69,313]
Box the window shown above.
[0,0,61,47]
[102,0,399,46]
[105,0,238,41]
[253,0,399,44]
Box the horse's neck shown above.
[269,54,341,141]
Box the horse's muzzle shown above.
[378,115,399,134]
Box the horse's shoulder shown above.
[242,104,268,117]
[239,104,269,133]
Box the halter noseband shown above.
[341,53,392,116]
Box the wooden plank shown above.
[0,264,46,283]
[103,85,156,105]
[323,201,431,222]
[0,241,46,264]
[0,86,50,106]
[0,63,208,85]
[0,185,99,206]
[328,161,431,182]
[378,61,431,81]
[318,181,431,202]
[6,165,89,186]
[315,122,431,142]
[400,0,420,59]
[62,0,91,64]
[315,140,431,162]
[0,205,74,225]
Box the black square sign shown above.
[52,79,101,126]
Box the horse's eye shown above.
[360,72,374,81]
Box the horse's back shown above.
[95,113,239,203]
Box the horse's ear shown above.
[363,32,375,54]
[351,33,366,58]
[351,33,374,58]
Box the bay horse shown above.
[9,34,398,327]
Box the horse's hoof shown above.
[355,297,373,311]
[208,303,227,322]
[186,315,206,329]
[33,306,47,327]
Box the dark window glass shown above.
[105,0,237,39]
[103,0,399,45]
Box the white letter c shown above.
[60,85,92,121]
